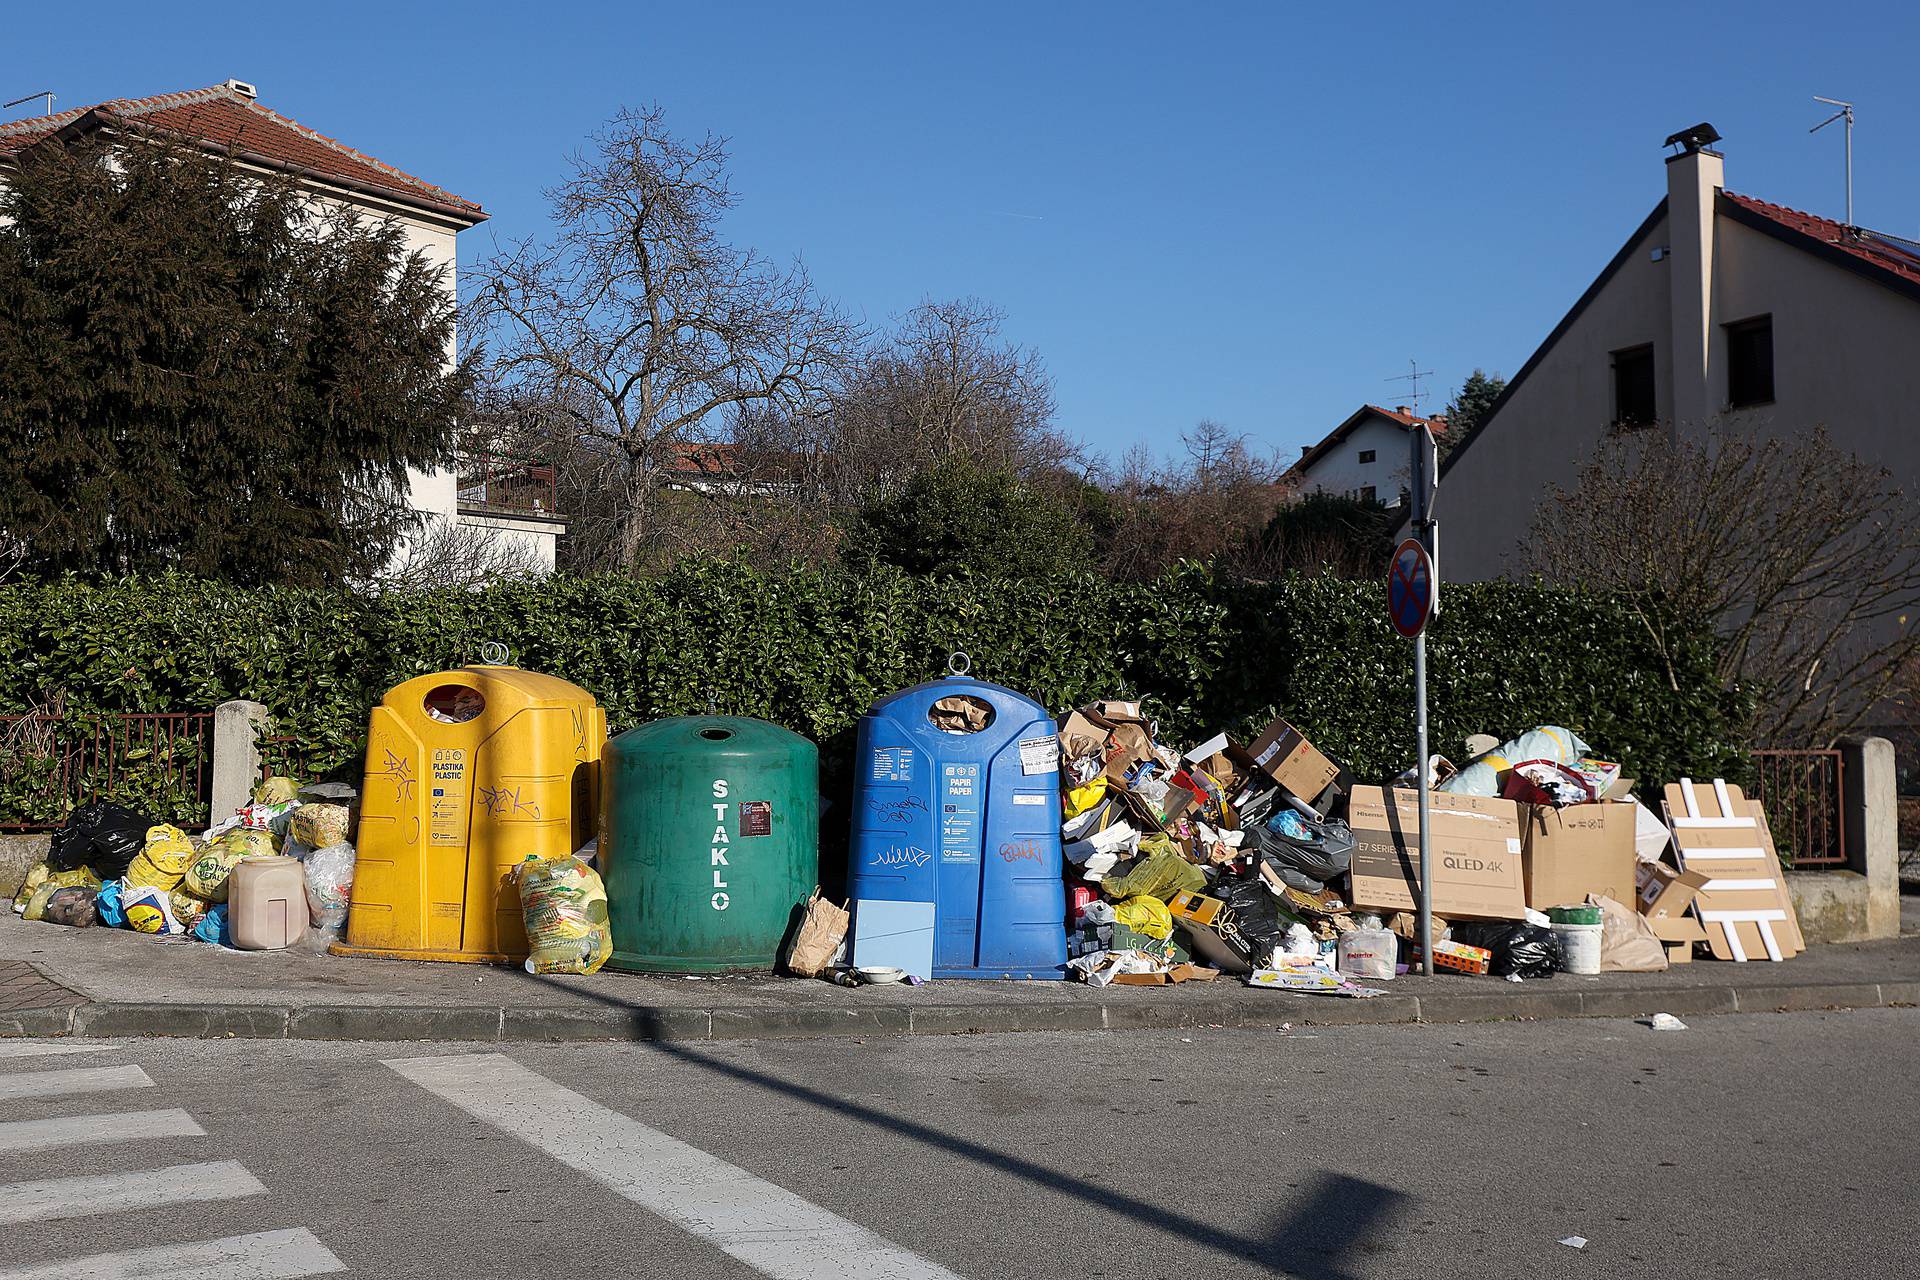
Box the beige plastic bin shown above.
[230,856,308,950]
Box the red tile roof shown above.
[1284,404,1447,482]
[0,84,484,223]
[1721,191,1920,291]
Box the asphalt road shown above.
[2,1008,1916,1279]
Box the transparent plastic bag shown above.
[303,842,356,935]
[510,855,612,975]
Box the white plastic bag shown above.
[303,842,356,934]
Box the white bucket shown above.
[1553,921,1604,975]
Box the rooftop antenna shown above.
[1386,359,1434,414]
[2,91,55,119]
[1809,95,1855,228]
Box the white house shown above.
[0,80,564,575]
[1283,404,1447,507]
[1432,122,1920,582]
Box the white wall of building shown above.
[1299,416,1417,506]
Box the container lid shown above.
[607,714,816,755]
[1547,904,1604,926]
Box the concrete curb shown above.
[3,979,1914,1043]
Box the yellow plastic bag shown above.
[123,824,193,892]
[510,855,613,975]
[1064,776,1109,820]
[253,776,299,806]
[290,803,351,849]
[168,884,212,929]
[183,828,270,903]
[1113,894,1173,940]
[14,862,97,911]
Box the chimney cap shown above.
[1663,122,1722,154]
[222,78,258,100]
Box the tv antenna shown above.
[1386,359,1434,413]
[1809,95,1855,227]
[2,91,55,119]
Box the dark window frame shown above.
[1357,485,1377,504]
[1358,448,1376,464]
[1725,314,1775,409]
[1610,343,1656,430]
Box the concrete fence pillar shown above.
[1838,736,1899,940]
[210,700,270,821]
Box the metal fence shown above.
[456,455,560,516]
[1749,748,1847,867]
[0,712,216,832]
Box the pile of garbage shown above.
[1055,704,1753,991]
[13,777,359,954]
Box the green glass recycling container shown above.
[600,716,819,972]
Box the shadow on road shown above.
[530,974,1411,1272]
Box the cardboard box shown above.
[1520,800,1639,911]
[1347,785,1527,920]
[1247,716,1340,804]
[1637,860,1710,922]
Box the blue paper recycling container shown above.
[847,669,1066,979]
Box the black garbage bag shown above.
[1452,920,1562,978]
[1253,808,1354,885]
[48,802,154,879]
[1212,874,1285,965]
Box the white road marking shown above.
[0,1108,204,1154]
[0,1065,153,1102]
[387,1053,966,1280]
[0,1042,121,1060]
[0,1160,265,1226]
[0,1228,344,1279]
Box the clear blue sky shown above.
[6,1,1915,464]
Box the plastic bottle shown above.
[1337,913,1397,981]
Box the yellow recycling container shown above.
[335,665,606,964]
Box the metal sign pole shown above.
[1411,424,1438,976]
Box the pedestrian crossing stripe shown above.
[386,1052,967,1280]
[0,1228,343,1279]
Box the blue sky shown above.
[6,1,1915,463]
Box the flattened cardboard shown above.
[1663,780,1803,962]
[1520,800,1638,910]
[1247,716,1340,804]
[1347,785,1526,920]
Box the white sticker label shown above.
[1018,736,1059,775]
[1012,793,1048,806]
[1506,837,1523,854]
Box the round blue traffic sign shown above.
[1387,538,1433,639]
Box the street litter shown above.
[1560,1236,1588,1250]
[7,661,1800,1002]
[1645,1013,1689,1031]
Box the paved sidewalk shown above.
[3,907,1917,1042]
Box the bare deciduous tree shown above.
[465,105,857,572]
[819,298,1077,502]
[1094,423,1285,580]
[375,516,547,591]
[1528,428,1920,746]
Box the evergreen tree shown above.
[0,137,471,585]
[1440,369,1506,458]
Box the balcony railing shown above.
[457,455,560,517]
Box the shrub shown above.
[0,564,1750,830]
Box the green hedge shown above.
[0,563,1750,831]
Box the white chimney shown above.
[1664,123,1723,432]
[223,78,258,100]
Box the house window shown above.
[1358,449,1376,464]
[1611,344,1656,429]
[1357,485,1376,504]
[1726,315,1775,408]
